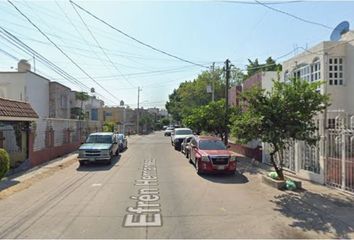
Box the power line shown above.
[220,0,305,4]
[254,0,333,30]
[70,1,135,88]
[0,27,117,104]
[8,0,120,103]
[0,47,19,61]
[70,0,210,69]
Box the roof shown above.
[89,132,114,136]
[0,97,38,121]
[175,128,192,131]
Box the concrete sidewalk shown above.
[0,152,79,199]
[236,156,354,238]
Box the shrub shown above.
[0,148,10,180]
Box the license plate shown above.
[216,165,225,170]
[89,158,95,162]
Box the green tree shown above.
[75,92,90,120]
[245,57,282,80]
[0,148,10,180]
[184,99,238,140]
[161,117,170,126]
[166,68,226,123]
[103,121,115,132]
[230,78,329,180]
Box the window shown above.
[296,64,311,82]
[199,140,227,150]
[60,95,67,108]
[329,57,344,86]
[311,59,321,81]
[328,119,336,129]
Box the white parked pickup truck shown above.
[78,132,119,166]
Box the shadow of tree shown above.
[271,191,354,238]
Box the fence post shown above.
[341,131,346,190]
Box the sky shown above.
[0,0,354,109]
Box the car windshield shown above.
[166,127,174,130]
[117,135,124,140]
[86,135,113,144]
[175,129,192,135]
[199,140,226,150]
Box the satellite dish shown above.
[120,100,125,106]
[330,21,350,41]
[90,87,95,93]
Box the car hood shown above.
[174,134,193,139]
[199,149,231,156]
[79,143,112,150]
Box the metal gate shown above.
[325,115,354,193]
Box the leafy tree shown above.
[184,99,238,140]
[103,121,115,132]
[0,148,10,180]
[166,68,226,123]
[161,117,170,126]
[75,91,90,120]
[230,78,329,180]
[245,57,282,80]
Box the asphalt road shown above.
[0,132,340,238]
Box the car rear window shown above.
[199,140,226,150]
[175,129,192,135]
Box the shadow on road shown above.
[271,190,354,238]
[200,171,249,184]
[76,155,121,172]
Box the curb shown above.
[0,153,78,200]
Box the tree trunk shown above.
[269,147,285,180]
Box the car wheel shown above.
[189,152,193,163]
[174,144,179,150]
[186,151,189,159]
[79,160,85,167]
[115,148,119,156]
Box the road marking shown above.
[91,183,102,187]
[123,158,163,227]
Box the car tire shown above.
[174,144,179,150]
[79,160,85,167]
[115,148,119,156]
[189,153,193,163]
[186,151,189,159]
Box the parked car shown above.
[181,136,193,157]
[78,132,119,166]
[189,136,237,174]
[164,126,174,136]
[171,128,193,150]
[117,133,128,151]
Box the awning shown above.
[0,97,39,122]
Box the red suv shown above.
[189,136,237,174]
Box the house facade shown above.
[0,60,103,168]
[262,31,354,192]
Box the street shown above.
[0,132,352,239]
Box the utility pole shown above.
[211,62,215,102]
[224,59,230,146]
[136,87,142,134]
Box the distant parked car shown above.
[189,136,237,175]
[117,133,128,151]
[164,126,174,136]
[181,136,193,157]
[171,128,193,150]
[78,132,119,166]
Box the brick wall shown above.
[229,142,262,161]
